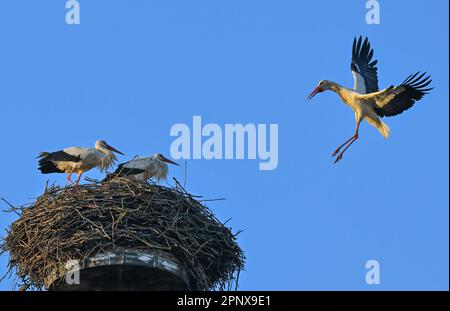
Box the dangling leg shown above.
[332,135,357,157]
[334,119,361,164]
[332,113,362,157]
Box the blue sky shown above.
[0,1,448,290]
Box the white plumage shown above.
[308,36,432,163]
[38,140,124,186]
[107,153,179,182]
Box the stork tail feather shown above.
[367,118,390,139]
[376,120,390,139]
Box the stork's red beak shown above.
[307,86,322,100]
[160,155,179,166]
[105,143,125,155]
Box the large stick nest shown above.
[0,178,244,291]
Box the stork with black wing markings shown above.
[38,140,124,186]
[105,153,179,183]
[308,36,433,163]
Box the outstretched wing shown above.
[364,72,433,117]
[351,36,379,94]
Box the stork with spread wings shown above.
[308,36,433,163]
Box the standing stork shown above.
[308,36,433,163]
[105,153,179,182]
[38,140,124,186]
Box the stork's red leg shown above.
[67,173,75,185]
[333,116,363,157]
[334,120,361,164]
[332,136,357,157]
[75,172,83,187]
[334,135,358,163]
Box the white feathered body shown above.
[330,83,391,139]
[60,147,116,172]
[116,156,169,182]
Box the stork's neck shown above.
[327,81,344,93]
[328,82,353,103]
[96,146,112,156]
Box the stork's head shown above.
[95,140,125,155]
[307,80,333,100]
[154,153,179,166]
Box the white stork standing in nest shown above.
[308,36,433,163]
[38,140,124,186]
[105,153,179,182]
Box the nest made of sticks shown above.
[0,177,244,291]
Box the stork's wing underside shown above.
[351,36,379,94]
[369,72,433,117]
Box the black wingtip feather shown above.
[375,72,433,117]
[36,150,82,174]
[38,160,64,174]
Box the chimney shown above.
[48,248,189,291]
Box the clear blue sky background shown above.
[0,1,448,290]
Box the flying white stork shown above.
[308,36,433,163]
[105,153,179,182]
[38,140,124,186]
